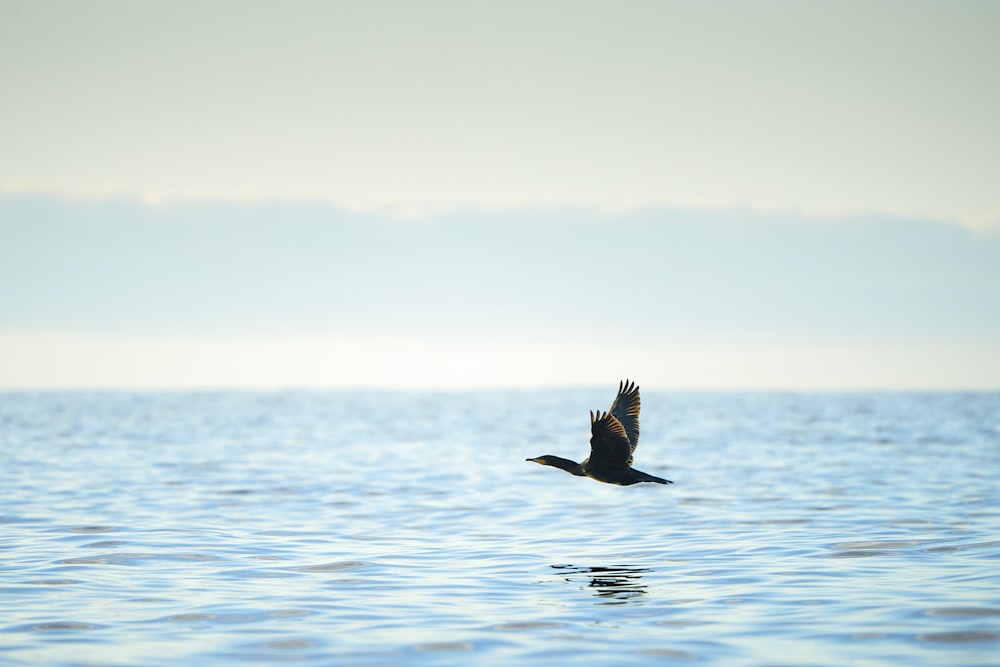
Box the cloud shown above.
[2,192,998,388]
[3,194,999,339]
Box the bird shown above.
[526,380,672,485]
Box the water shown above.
[2,390,998,666]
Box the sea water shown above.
[1,390,998,666]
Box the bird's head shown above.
[525,455,583,475]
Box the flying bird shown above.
[526,380,672,485]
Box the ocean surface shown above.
[2,390,998,666]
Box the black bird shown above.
[526,380,672,485]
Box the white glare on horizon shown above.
[2,334,999,391]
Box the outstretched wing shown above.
[588,410,633,469]
[608,379,640,465]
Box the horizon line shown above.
[3,383,999,393]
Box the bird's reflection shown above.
[551,564,650,604]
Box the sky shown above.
[1,1,999,389]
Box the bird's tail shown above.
[638,471,673,485]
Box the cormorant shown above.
[526,380,672,485]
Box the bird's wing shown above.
[589,410,633,469]
[608,379,640,465]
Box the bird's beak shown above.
[526,457,542,464]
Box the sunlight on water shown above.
[1,390,998,665]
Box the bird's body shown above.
[526,380,672,486]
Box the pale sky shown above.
[1,1,999,389]
[2,0,998,224]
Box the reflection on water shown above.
[552,564,650,604]
[1,390,999,666]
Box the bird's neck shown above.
[544,456,586,476]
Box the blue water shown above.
[2,390,998,666]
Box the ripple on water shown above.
[550,564,651,603]
[158,609,310,625]
[638,647,700,660]
[81,540,125,548]
[925,540,1000,553]
[259,639,317,650]
[291,560,372,572]
[412,642,475,652]
[924,608,1000,617]
[57,552,218,566]
[832,540,928,550]
[2,391,998,667]
[67,525,118,534]
[827,550,896,558]
[492,621,565,631]
[826,539,936,558]
[917,631,1000,643]
[10,621,101,632]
